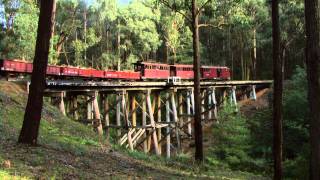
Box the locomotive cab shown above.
[133,61,145,76]
[134,61,170,80]
[170,66,177,76]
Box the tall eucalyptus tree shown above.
[18,0,56,144]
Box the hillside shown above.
[0,81,266,179]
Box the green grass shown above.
[0,90,100,154]
[0,170,29,180]
[0,83,102,179]
[115,145,268,179]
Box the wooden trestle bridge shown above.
[42,80,272,158]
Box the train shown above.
[0,59,231,80]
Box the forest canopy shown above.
[0,0,305,80]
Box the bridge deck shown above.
[45,80,272,91]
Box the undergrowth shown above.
[0,82,101,179]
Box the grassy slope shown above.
[0,81,266,179]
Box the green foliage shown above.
[0,170,29,180]
[0,0,38,60]
[282,67,309,178]
[0,83,100,154]
[0,81,104,179]
[159,9,192,64]
[118,0,161,59]
[13,1,38,60]
[249,66,309,178]
[0,0,306,80]
[208,104,256,172]
[208,67,309,177]
[71,39,86,66]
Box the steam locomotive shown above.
[0,59,231,80]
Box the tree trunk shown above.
[305,0,320,179]
[18,0,56,145]
[93,93,103,136]
[117,20,121,71]
[228,26,232,74]
[63,43,69,65]
[252,28,257,80]
[83,6,87,62]
[106,30,109,53]
[240,33,245,80]
[192,0,203,162]
[55,32,66,59]
[272,0,283,179]
[164,40,169,64]
[173,48,177,64]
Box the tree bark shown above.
[83,6,87,61]
[192,0,203,162]
[164,39,169,64]
[252,28,257,80]
[272,0,283,179]
[55,32,66,59]
[305,0,320,179]
[240,33,245,80]
[117,19,121,71]
[18,0,56,145]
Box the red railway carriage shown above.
[200,66,231,80]
[0,59,30,73]
[218,67,231,80]
[134,61,170,79]
[60,66,79,76]
[117,71,140,79]
[201,66,218,79]
[91,69,105,78]
[78,68,92,77]
[104,71,120,79]
[25,62,33,73]
[1,59,232,81]
[170,64,194,79]
[78,68,104,78]
[104,70,140,79]
[1,59,60,76]
[46,65,61,75]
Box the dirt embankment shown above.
[183,88,272,155]
[239,88,271,117]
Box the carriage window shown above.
[217,69,222,76]
[134,65,141,71]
